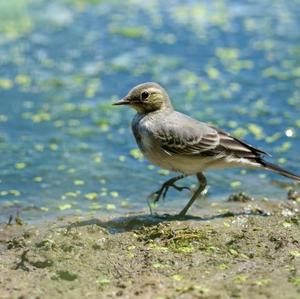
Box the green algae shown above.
[0,0,35,39]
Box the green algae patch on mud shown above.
[136,223,217,254]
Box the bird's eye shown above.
[141,91,149,101]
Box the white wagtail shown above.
[113,82,300,216]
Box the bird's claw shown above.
[149,183,190,203]
[172,185,191,192]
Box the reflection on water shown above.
[0,0,299,222]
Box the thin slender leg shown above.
[178,172,207,216]
[150,174,190,203]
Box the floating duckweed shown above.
[216,47,239,61]
[106,203,116,210]
[247,123,264,140]
[58,204,72,210]
[205,66,220,79]
[198,80,211,92]
[275,142,291,153]
[92,155,102,164]
[15,74,31,86]
[57,165,66,171]
[85,79,101,98]
[73,180,85,186]
[68,119,80,127]
[229,82,241,92]
[40,207,49,212]
[228,121,238,128]
[68,168,76,174]
[34,143,44,152]
[34,176,43,182]
[54,120,64,128]
[130,148,144,161]
[110,191,119,198]
[99,122,110,132]
[278,158,287,164]
[68,126,96,137]
[62,192,79,199]
[109,25,149,39]
[266,132,281,143]
[253,39,274,51]
[157,169,170,176]
[49,143,58,151]
[0,114,8,122]
[118,155,126,162]
[31,112,52,122]
[89,203,101,210]
[9,190,21,196]
[121,200,129,207]
[84,193,98,200]
[15,162,27,169]
[3,199,21,207]
[63,103,76,112]
[215,47,253,72]
[232,128,247,139]
[0,78,13,89]
[230,181,241,188]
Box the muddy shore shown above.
[0,197,299,299]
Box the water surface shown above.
[0,0,300,222]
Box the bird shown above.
[113,82,300,216]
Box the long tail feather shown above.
[261,161,300,182]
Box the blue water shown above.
[0,0,299,222]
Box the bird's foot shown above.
[149,183,190,203]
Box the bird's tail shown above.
[261,160,300,182]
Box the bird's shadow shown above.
[63,209,270,234]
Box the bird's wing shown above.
[154,112,269,159]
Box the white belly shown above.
[139,132,211,174]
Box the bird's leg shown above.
[150,174,189,203]
[178,172,207,217]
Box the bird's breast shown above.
[131,114,214,174]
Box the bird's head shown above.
[113,82,173,113]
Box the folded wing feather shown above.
[154,113,269,161]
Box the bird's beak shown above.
[113,96,130,106]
